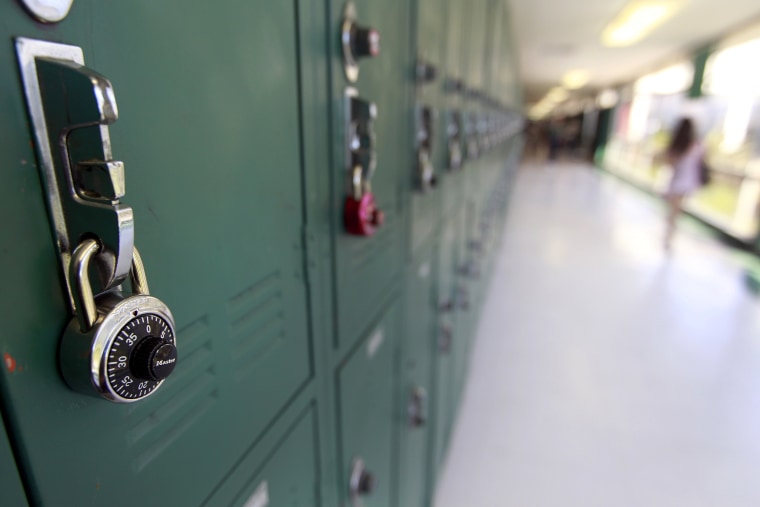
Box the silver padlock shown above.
[59,238,177,403]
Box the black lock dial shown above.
[106,313,176,400]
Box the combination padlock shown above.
[344,190,384,236]
[59,238,177,403]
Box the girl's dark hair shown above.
[668,117,695,157]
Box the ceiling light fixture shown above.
[602,1,683,47]
[546,86,569,103]
[527,87,571,120]
[562,70,590,89]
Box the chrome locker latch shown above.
[341,1,380,82]
[447,110,463,170]
[465,111,480,161]
[416,105,437,192]
[16,37,133,306]
[349,458,376,507]
[344,87,383,236]
[438,324,453,354]
[416,58,438,85]
[408,386,429,427]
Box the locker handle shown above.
[408,386,429,427]
[15,37,134,309]
[349,458,376,506]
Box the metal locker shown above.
[336,300,400,507]
[328,0,413,352]
[0,1,314,505]
[408,0,448,256]
[397,238,438,507]
[431,219,461,475]
[440,0,471,219]
[451,206,475,418]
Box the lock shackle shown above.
[129,247,150,296]
[70,239,151,332]
[70,238,100,333]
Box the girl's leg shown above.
[664,194,683,251]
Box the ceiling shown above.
[511,0,760,104]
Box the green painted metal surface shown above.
[432,218,461,472]
[330,0,413,353]
[337,300,399,507]
[0,416,27,507]
[439,0,470,219]
[408,0,448,256]
[203,405,320,506]
[398,238,438,507]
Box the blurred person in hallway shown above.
[523,120,545,161]
[547,118,563,161]
[662,117,705,251]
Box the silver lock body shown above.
[60,292,176,403]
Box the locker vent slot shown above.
[127,315,218,471]
[226,271,286,381]
[350,211,395,270]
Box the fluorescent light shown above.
[602,1,682,47]
[528,87,571,119]
[597,89,619,108]
[546,87,569,102]
[634,62,693,94]
[704,38,760,96]
[562,70,589,89]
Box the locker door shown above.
[329,0,413,351]
[461,0,490,202]
[398,239,437,507]
[440,0,469,218]
[409,0,448,255]
[432,222,459,475]
[498,2,522,109]
[452,206,474,415]
[0,2,312,505]
[337,302,399,507]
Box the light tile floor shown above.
[434,162,760,507]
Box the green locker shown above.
[1,2,314,505]
[398,238,438,507]
[439,0,469,219]
[497,2,522,109]
[328,0,413,352]
[409,0,448,256]
[452,205,475,417]
[483,0,505,102]
[462,0,491,210]
[336,300,399,507]
[432,219,461,474]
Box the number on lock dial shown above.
[106,313,176,400]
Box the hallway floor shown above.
[433,162,760,507]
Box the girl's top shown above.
[667,142,703,196]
